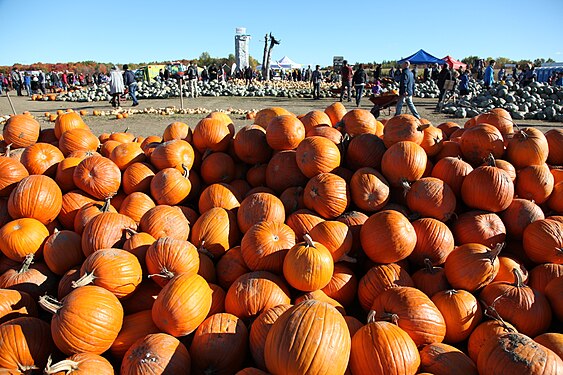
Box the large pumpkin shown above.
[349,167,390,212]
[431,156,473,197]
[265,150,308,193]
[0,289,37,324]
[233,125,272,164]
[254,107,293,128]
[73,156,121,200]
[58,127,100,157]
[266,115,306,151]
[122,162,156,194]
[324,102,347,126]
[308,220,353,262]
[501,198,544,239]
[193,116,234,153]
[191,207,239,259]
[381,141,427,187]
[0,156,28,197]
[145,237,200,287]
[522,218,563,264]
[250,304,292,370]
[409,218,455,267]
[358,263,414,311]
[150,166,192,206]
[300,110,332,132]
[241,221,295,274]
[405,177,456,221]
[20,142,64,176]
[198,183,240,214]
[43,229,84,275]
[8,175,62,224]
[444,243,501,292]
[54,112,88,139]
[237,192,285,233]
[452,210,506,248]
[44,353,114,375]
[506,127,549,169]
[0,218,49,262]
[459,123,505,165]
[345,133,386,171]
[515,164,554,204]
[81,212,137,256]
[342,109,378,136]
[109,310,160,358]
[3,114,41,148]
[296,135,341,178]
[303,172,349,219]
[461,165,514,212]
[431,289,482,343]
[419,342,478,375]
[119,192,156,223]
[139,205,190,240]
[382,114,426,147]
[546,128,563,165]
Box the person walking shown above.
[339,60,353,102]
[484,59,495,89]
[11,68,22,96]
[186,61,199,98]
[436,63,452,110]
[38,70,46,94]
[23,73,32,96]
[311,65,323,100]
[109,66,125,108]
[459,70,470,96]
[352,64,367,107]
[244,66,253,87]
[395,61,420,119]
[122,65,139,106]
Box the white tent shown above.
[276,56,302,69]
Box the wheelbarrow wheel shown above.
[370,105,381,118]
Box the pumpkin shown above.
[163,121,191,141]
[20,142,64,176]
[190,313,249,375]
[39,285,123,355]
[419,342,478,375]
[207,283,225,316]
[340,108,376,136]
[109,141,145,171]
[494,256,529,283]
[58,128,100,157]
[306,124,343,144]
[150,165,191,205]
[81,212,137,256]
[324,102,347,126]
[140,205,190,240]
[431,289,482,343]
[0,289,37,324]
[264,300,351,375]
[73,156,121,200]
[123,230,155,267]
[345,133,386,171]
[420,125,445,156]
[501,199,545,240]
[481,269,552,337]
[474,108,513,139]
[233,125,272,164]
[431,156,473,197]
[8,175,62,224]
[150,139,195,170]
[369,286,446,347]
[545,277,563,321]
[55,157,82,192]
[294,289,346,315]
[109,310,160,359]
[528,263,563,293]
[250,304,292,370]
[99,140,121,157]
[265,150,308,193]
[253,107,293,128]
[216,247,250,290]
[467,319,517,363]
[300,110,332,132]
[0,255,57,299]
[54,112,88,139]
[534,332,563,360]
[145,237,199,287]
[120,279,161,315]
[43,229,84,275]
[109,128,135,143]
[461,165,514,212]
[412,262,451,298]
[193,117,233,153]
[285,209,324,240]
[381,141,427,187]
[477,332,563,374]
[44,353,114,375]
[266,115,305,151]
[120,333,191,375]
[410,218,455,267]
[191,207,239,259]
[506,127,549,169]
[304,172,349,219]
[444,243,501,292]
[522,219,563,264]
[283,234,334,292]
[237,192,285,233]
[515,164,554,204]
[361,210,416,264]
[122,162,156,194]
[241,221,295,274]
[73,199,117,235]
[2,114,41,148]
[452,210,506,248]
[0,316,54,372]
[0,156,29,197]
[201,152,236,184]
[349,167,390,212]
[350,319,420,375]
[308,220,353,262]
[152,273,212,336]
[321,262,358,307]
[404,177,456,221]
[460,124,505,165]
[0,218,49,262]
[489,157,517,181]
[280,186,305,214]
[198,252,216,283]
[198,183,240,214]
[358,263,414,311]
[296,136,341,178]
[548,181,563,213]
[225,271,290,320]
[119,192,156,223]
[382,114,426,147]
[545,128,563,165]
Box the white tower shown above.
[235,27,251,70]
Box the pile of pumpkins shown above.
[0,104,562,374]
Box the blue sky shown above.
[1,0,562,67]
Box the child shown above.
[371,80,382,95]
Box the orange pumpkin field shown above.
[0,104,562,374]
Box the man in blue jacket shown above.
[123,65,139,106]
[484,59,495,89]
[395,61,421,118]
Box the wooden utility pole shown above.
[262,33,280,81]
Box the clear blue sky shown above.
[1,0,562,67]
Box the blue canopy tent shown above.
[398,50,445,65]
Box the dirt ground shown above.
[1,93,560,137]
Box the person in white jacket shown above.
[109,66,124,108]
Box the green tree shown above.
[461,55,480,65]
[198,52,213,68]
[534,58,546,66]
[546,58,555,63]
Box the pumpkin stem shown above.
[5,143,12,157]
[303,233,315,248]
[488,242,504,261]
[202,149,212,160]
[182,164,190,179]
[38,295,63,315]
[367,310,377,324]
[481,299,516,333]
[423,258,437,274]
[198,241,215,259]
[418,123,431,131]
[18,254,35,274]
[17,363,39,372]
[401,179,411,197]
[148,267,175,280]
[445,289,458,296]
[124,127,129,133]
[512,268,525,288]
[124,227,138,238]
[71,271,96,288]
[101,197,113,212]
[44,355,79,374]
[485,153,496,167]
[338,254,357,263]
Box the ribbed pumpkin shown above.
[452,210,506,248]
[528,263,563,293]
[72,248,142,299]
[198,183,240,214]
[150,139,195,170]
[191,207,239,259]
[477,332,563,375]
[201,152,236,184]
[145,237,199,287]
[295,135,341,178]
[546,128,563,165]
[300,110,332,132]
[225,271,290,320]
[265,150,308,193]
[405,177,456,221]
[506,127,549,169]
[461,165,514,212]
[431,156,473,197]
[283,234,334,292]
[190,313,249,375]
[3,114,41,148]
[140,205,190,240]
[501,198,544,239]
[460,123,505,165]
[99,140,120,158]
[345,133,386,170]
[39,285,123,355]
[0,254,57,299]
[237,192,285,233]
[381,141,427,187]
[410,218,455,267]
[150,165,191,205]
[122,162,156,194]
[548,181,563,213]
[121,333,191,375]
[467,319,517,363]
[0,218,49,262]
[545,276,563,321]
[266,115,306,151]
[358,263,414,311]
[444,243,501,292]
[0,156,28,197]
[342,108,378,136]
[81,212,137,256]
[349,167,390,212]
[285,209,325,240]
[473,108,513,139]
[294,289,346,315]
[522,218,563,264]
[350,319,420,375]
[162,121,190,141]
[515,164,554,204]
[280,186,305,214]
[420,125,445,156]
[308,220,353,262]
[233,125,272,164]
[73,199,116,235]
[324,102,347,126]
[152,273,212,337]
[43,229,84,275]
[369,286,446,347]
[412,262,451,298]
[419,342,478,375]
[20,142,64,176]
[264,300,351,375]
[534,332,563,359]
[8,175,62,224]
[488,157,517,181]
[73,156,121,200]
[119,192,155,223]
[241,221,295,274]
[108,310,160,359]
[58,128,100,157]
[361,210,416,264]
[0,316,54,372]
[481,269,552,337]
[321,262,358,307]
[44,353,114,375]
[53,112,88,139]
[303,172,349,219]
[109,141,146,171]
[382,114,426,147]
[431,289,482,343]
[250,304,292,370]
[193,116,234,153]
[494,256,529,283]
[55,156,82,192]
[253,107,293,128]
[215,247,249,290]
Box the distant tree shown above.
[198,52,213,67]
[461,56,480,65]
[495,57,513,67]
[534,58,546,66]
[517,59,532,67]
[546,58,555,63]
[249,56,260,69]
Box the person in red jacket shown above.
[340,60,353,102]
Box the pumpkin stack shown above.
[0,106,561,375]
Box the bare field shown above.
[1,93,560,137]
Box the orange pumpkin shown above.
[58,128,100,156]
[237,192,285,233]
[241,221,295,274]
[324,102,347,126]
[163,121,191,141]
[54,112,88,139]
[345,133,386,171]
[109,141,146,170]
[501,198,544,240]
[431,156,473,197]
[3,114,41,148]
[118,192,156,223]
[233,125,272,164]
[383,114,426,147]
[43,229,84,275]
[546,128,563,165]
[139,205,190,240]
[410,218,455,267]
[193,117,234,153]
[444,243,501,292]
[81,212,137,256]
[122,162,156,194]
[461,165,514,212]
[419,342,478,375]
[452,210,506,248]
[522,219,563,264]
[150,166,191,205]
[381,141,427,187]
[467,319,517,363]
[109,310,160,358]
[8,175,62,224]
[358,263,414,311]
[460,123,505,165]
[145,237,200,287]
[515,164,554,204]
[44,353,114,375]
[265,150,308,193]
[198,183,240,214]
[150,139,195,170]
[342,109,378,136]
[254,107,293,128]
[120,333,191,374]
[412,262,451,298]
[303,173,349,219]
[20,142,64,176]
[431,289,482,343]
[73,156,121,200]
[506,127,549,169]
[0,156,29,197]
[0,289,37,324]
[405,177,456,221]
[0,218,49,262]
